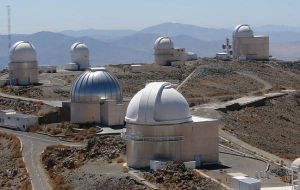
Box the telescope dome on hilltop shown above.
[71,67,122,103]
[233,24,254,38]
[69,42,90,70]
[8,41,38,85]
[9,41,37,63]
[154,37,174,50]
[125,82,192,125]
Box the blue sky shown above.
[0,0,299,34]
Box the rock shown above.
[7,169,18,178]
[63,160,75,169]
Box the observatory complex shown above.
[65,42,90,71]
[70,67,126,126]
[8,41,39,85]
[123,82,219,169]
[154,37,197,66]
[232,24,269,60]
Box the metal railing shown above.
[121,132,184,142]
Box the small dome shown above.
[233,24,254,38]
[71,67,122,103]
[9,41,37,63]
[154,37,174,50]
[70,42,89,60]
[291,158,300,171]
[71,42,89,52]
[125,82,192,125]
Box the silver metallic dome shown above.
[71,67,122,103]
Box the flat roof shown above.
[192,116,217,122]
[13,113,38,119]
[0,109,16,113]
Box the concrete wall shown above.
[126,120,220,169]
[9,62,38,85]
[71,102,101,124]
[154,48,186,66]
[101,100,125,126]
[233,36,269,60]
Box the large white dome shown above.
[9,41,37,63]
[233,24,254,38]
[154,37,174,50]
[125,82,192,125]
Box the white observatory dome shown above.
[233,24,254,38]
[70,42,89,60]
[154,37,174,50]
[125,82,192,125]
[291,158,300,171]
[71,67,122,103]
[9,41,37,63]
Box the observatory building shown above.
[123,82,219,169]
[8,41,38,85]
[65,42,90,71]
[70,67,125,126]
[232,24,269,60]
[154,37,197,66]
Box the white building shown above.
[232,24,269,60]
[292,158,300,189]
[70,67,126,126]
[154,37,197,66]
[0,110,39,131]
[8,41,39,85]
[65,42,90,71]
[123,82,220,169]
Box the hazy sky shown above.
[0,0,299,34]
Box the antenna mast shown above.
[7,5,11,54]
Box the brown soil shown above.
[0,132,32,190]
[40,135,140,190]
[143,163,226,190]
[30,122,102,142]
[108,64,194,97]
[0,96,52,116]
[222,92,300,160]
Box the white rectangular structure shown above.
[232,176,248,190]
[183,161,196,170]
[232,177,261,190]
[0,110,39,131]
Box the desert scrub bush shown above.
[122,166,129,173]
[116,157,125,163]
[9,135,22,158]
[50,128,63,136]
[53,175,72,190]
[20,180,32,190]
[87,127,97,134]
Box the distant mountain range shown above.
[0,22,300,68]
